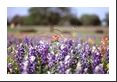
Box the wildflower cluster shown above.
[7,35,109,74]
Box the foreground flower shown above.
[51,34,60,42]
[7,35,109,74]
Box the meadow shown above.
[7,26,109,74]
[7,26,108,44]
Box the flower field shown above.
[7,33,109,74]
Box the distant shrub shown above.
[80,14,101,26]
[95,29,104,34]
[62,31,70,34]
[20,29,37,33]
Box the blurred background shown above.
[7,7,109,44]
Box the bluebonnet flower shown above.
[7,63,13,73]
[91,47,102,69]
[20,60,28,74]
[37,41,49,64]
[23,37,33,46]
[15,43,25,64]
[93,64,104,74]
[7,35,109,74]
[106,48,109,63]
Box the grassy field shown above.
[7,26,109,44]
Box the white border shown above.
[0,0,116,81]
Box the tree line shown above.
[7,7,109,27]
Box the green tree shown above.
[28,7,72,25]
[104,13,109,26]
[11,7,82,27]
[28,7,73,32]
[21,16,34,25]
[7,18,10,26]
[11,15,23,26]
[69,16,82,26]
[29,7,49,25]
[80,14,101,26]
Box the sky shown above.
[7,7,109,20]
